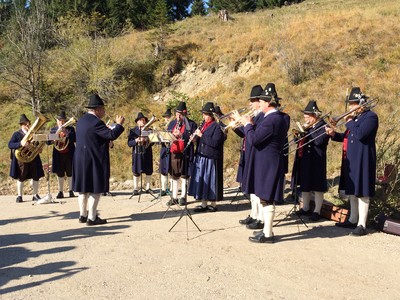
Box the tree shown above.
[0,0,54,113]
[148,0,173,60]
[208,0,256,13]
[166,0,192,20]
[257,0,284,8]
[191,0,207,16]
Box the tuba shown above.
[15,112,49,163]
[54,117,77,151]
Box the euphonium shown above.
[54,117,77,151]
[15,112,49,163]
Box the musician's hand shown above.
[231,110,241,121]
[325,127,335,137]
[21,140,28,147]
[109,141,114,148]
[344,114,354,123]
[195,129,202,138]
[59,131,67,138]
[241,115,251,125]
[115,115,125,125]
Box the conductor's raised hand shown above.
[115,115,125,125]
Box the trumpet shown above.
[223,109,256,132]
[217,107,247,121]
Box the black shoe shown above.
[246,220,264,230]
[206,205,217,212]
[239,215,256,225]
[166,198,178,206]
[132,190,139,196]
[249,233,274,244]
[309,212,321,222]
[253,230,263,236]
[69,190,76,198]
[87,216,107,226]
[56,191,64,199]
[193,205,208,213]
[16,196,23,203]
[296,208,311,216]
[78,216,88,223]
[179,197,186,205]
[32,194,41,201]
[161,190,167,196]
[145,189,153,194]
[349,225,367,236]
[335,220,357,229]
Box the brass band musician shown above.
[49,111,76,199]
[8,114,44,203]
[128,112,153,195]
[292,100,330,221]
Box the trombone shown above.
[285,98,379,155]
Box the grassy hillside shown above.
[1,0,399,209]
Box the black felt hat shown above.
[249,85,263,100]
[162,108,172,118]
[19,114,30,124]
[56,111,67,120]
[85,94,106,108]
[175,101,188,115]
[201,102,216,114]
[259,83,282,101]
[302,100,321,114]
[347,87,369,103]
[214,105,224,117]
[135,112,148,123]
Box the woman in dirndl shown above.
[189,102,225,212]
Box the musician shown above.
[167,101,197,205]
[128,112,154,195]
[232,85,265,229]
[8,114,45,203]
[73,94,125,225]
[159,108,172,196]
[189,102,225,212]
[241,83,287,243]
[293,100,330,221]
[49,111,76,199]
[326,87,378,236]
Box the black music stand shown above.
[274,151,308,228]
[169,166,201,239]
[141,131,175,212]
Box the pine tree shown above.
[191,0,207,16]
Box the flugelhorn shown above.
[224,109,255,132]
[217,107,247,121]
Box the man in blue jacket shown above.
[73,94,125,226]
[326,87,378,236]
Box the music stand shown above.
[274,153,308,228]
[168,123,201,240]
[141,130,176,212]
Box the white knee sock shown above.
[67,177,73,191]
[172,179,178,199]
[161,175,168,191]
[210,200,216,207]
[257,198,264,222]
[88,193,101,221]
[180,178,187,198]
[357,197,370,228]
[249,194,258,219]
[58,176,64,192]
[302,191,311,211]
[17,180,24,196]
[314,192,324,214]
[78,193,88,217]
[348,195,359,224]
[145,175,151,190]
[32,180,39,195]
[262,205,275,238]
[201,199,207,207]
[133,176,139,190]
